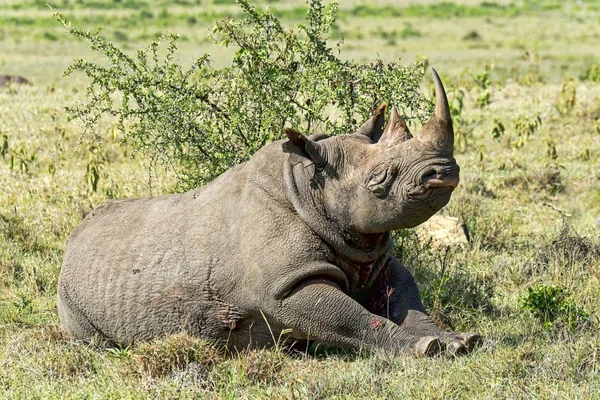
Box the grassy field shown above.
[1,0,599,398]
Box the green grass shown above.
[1,0,600,398]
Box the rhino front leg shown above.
[358,257,481,355]
[273,279,442,356]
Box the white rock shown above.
[416,215,469,248]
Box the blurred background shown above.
[1,0,599,85]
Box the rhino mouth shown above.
[409,173,458,197]
[425,177,459,190]
[409,170,459,196]
[409,183,455,197]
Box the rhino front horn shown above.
[418,68,454,154]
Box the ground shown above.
[0,0,599,398]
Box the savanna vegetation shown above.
[0,0,599,398]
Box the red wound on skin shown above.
[216,306,243,330]
[370,317,384,329]
[224,320,237,330]
[363,268,392,315]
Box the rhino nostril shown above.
[422,170,437,180]
[423,169,443,182]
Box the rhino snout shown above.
[422,166,459,190]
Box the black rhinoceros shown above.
[58,69,480,356]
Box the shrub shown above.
[56,0,431,190]
[520,284,589,331]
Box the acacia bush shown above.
[56,0,430,190]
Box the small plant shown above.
[448,86,465,119]
[472,68,491,108]
[0,134,8,158]
[518,51,545,86]
[105,346,133,360]
[462,30,482,41]
[399,23,422,39]
[578,148,591,161]
[447,86,469,152]
[84,145,105,194]
[491,118,505,141]
[511,114,541,149]
[8,147,37,173]
[545,139,558,160]
[520,284,589,330]
[556,78,576,115]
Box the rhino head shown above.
[285,68,458,234]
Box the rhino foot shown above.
[414,333,481,357]
[414,336,442,357]
[441,332,482,355]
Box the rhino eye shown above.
[366,166,393,196]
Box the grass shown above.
[1,0,599,398]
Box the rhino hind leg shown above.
[57,285,115,346]
[359,257,481,356]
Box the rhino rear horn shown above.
[376,106,412,143]
[356,103,387,141]
[285,127,327,167]
[418,68,454,154]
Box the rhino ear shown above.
[285,127,306,147]
[356,103,387,141]
[376,106,412,143]
[284,127,327,167]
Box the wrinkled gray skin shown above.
[58,69,481,356]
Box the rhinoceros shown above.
[58,69,480,356]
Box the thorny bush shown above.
[56,0,431,190]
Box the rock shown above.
[417,215,469,248]
[0,75,31,88]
